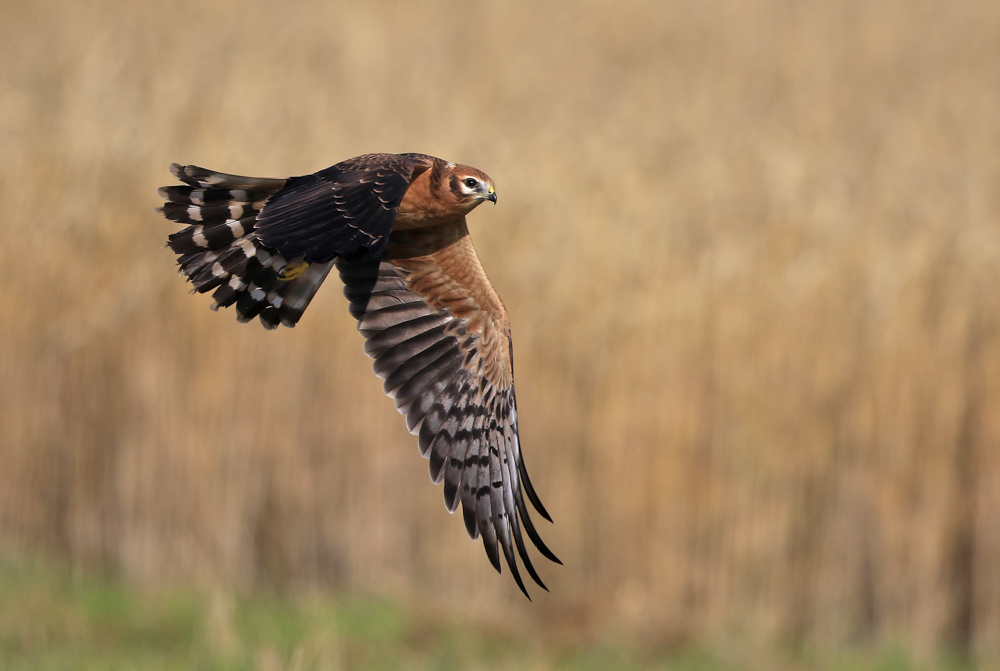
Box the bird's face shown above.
[449,165,497,211]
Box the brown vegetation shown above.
[2,0,999,660]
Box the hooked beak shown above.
[487,186,497,204]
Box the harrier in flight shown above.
[157,153,559,597]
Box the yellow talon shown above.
[279,262,309,281]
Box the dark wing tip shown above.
[337,252,559,597]
[517,454,553,523]
[515,490,561,565]
[516,579,533,601]
[502,540,531,600]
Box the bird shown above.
[156,153,559,598]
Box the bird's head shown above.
[447,164,497,211]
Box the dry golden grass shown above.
[2,0,999,661]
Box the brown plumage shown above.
[156,153,559,597]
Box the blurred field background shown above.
[2,0,999,668]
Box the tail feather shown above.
[157,185,276,208]
[167,216,258,255]
[159,164,334,328]
[159,201,261,226]
[170,163,287,190]
[210,275,246,310]
[185,240,259,292]
[235,288,270,323]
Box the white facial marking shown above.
[459,176,481,195]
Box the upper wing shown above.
[255,153,434,264]
[159,155,435,328]
[336,221,560,598]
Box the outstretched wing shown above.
[255,153,434,263]
[337,222,560,598]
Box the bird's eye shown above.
[464,177,479,189]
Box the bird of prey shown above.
[156,153,559,597]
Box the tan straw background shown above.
[1,0,999,663]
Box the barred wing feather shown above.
[337,249,560,598]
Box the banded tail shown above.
[158,164,334,329]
